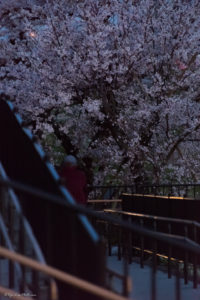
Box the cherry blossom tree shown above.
[1,0,200,185]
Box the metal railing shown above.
[88,184,200,199]
[0,161,127,299]
[0,246,129,300]
[0,176,200,300]
[102,208,200,288]
[0,99,106,300]
[0,162,58,300]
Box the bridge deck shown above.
[107,250,200,300]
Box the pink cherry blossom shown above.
[1,0,200,185]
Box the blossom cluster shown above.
[1,0,200,184]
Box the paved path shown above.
[107,254,200,300]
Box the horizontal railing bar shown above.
[0,178,67,206]
[103,209,200,228]
[0,286,33,300]
[122,193,194,200]
[88,200,122,203]
[138,195,191,200]
[1,178,200,254]
[0,246,130,300]
[89,184,200,188]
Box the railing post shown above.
[168,223,172,279]
[19,217,26,293]
[122,243,129,297]
[178,186,180,197]
[48,279,58,300]
[107,220,112,257]
[151,238,157,300]
[184,225,188,285]
[175,261,181,300]
[140,219,144,269]
[151,220,157,300]
[117,223,122,261]
[153,220,157,272]
[128,217,132,264]
[8,203,14,289]
[193,224,197,289]
[185,185,188,198]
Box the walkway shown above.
[107,250,200,300]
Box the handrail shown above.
[0,246,131,300]
[122,193,194,200]
[89,184,200,199]
[103,209,200,228]
[0,162,58,299]
[0,177,200,255]
[89,184,200,188]
[88,200,122,203]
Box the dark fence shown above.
[89,184,200,200]
[122,193,200,223]
[0,99,105,300]
[121,193,200,263]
